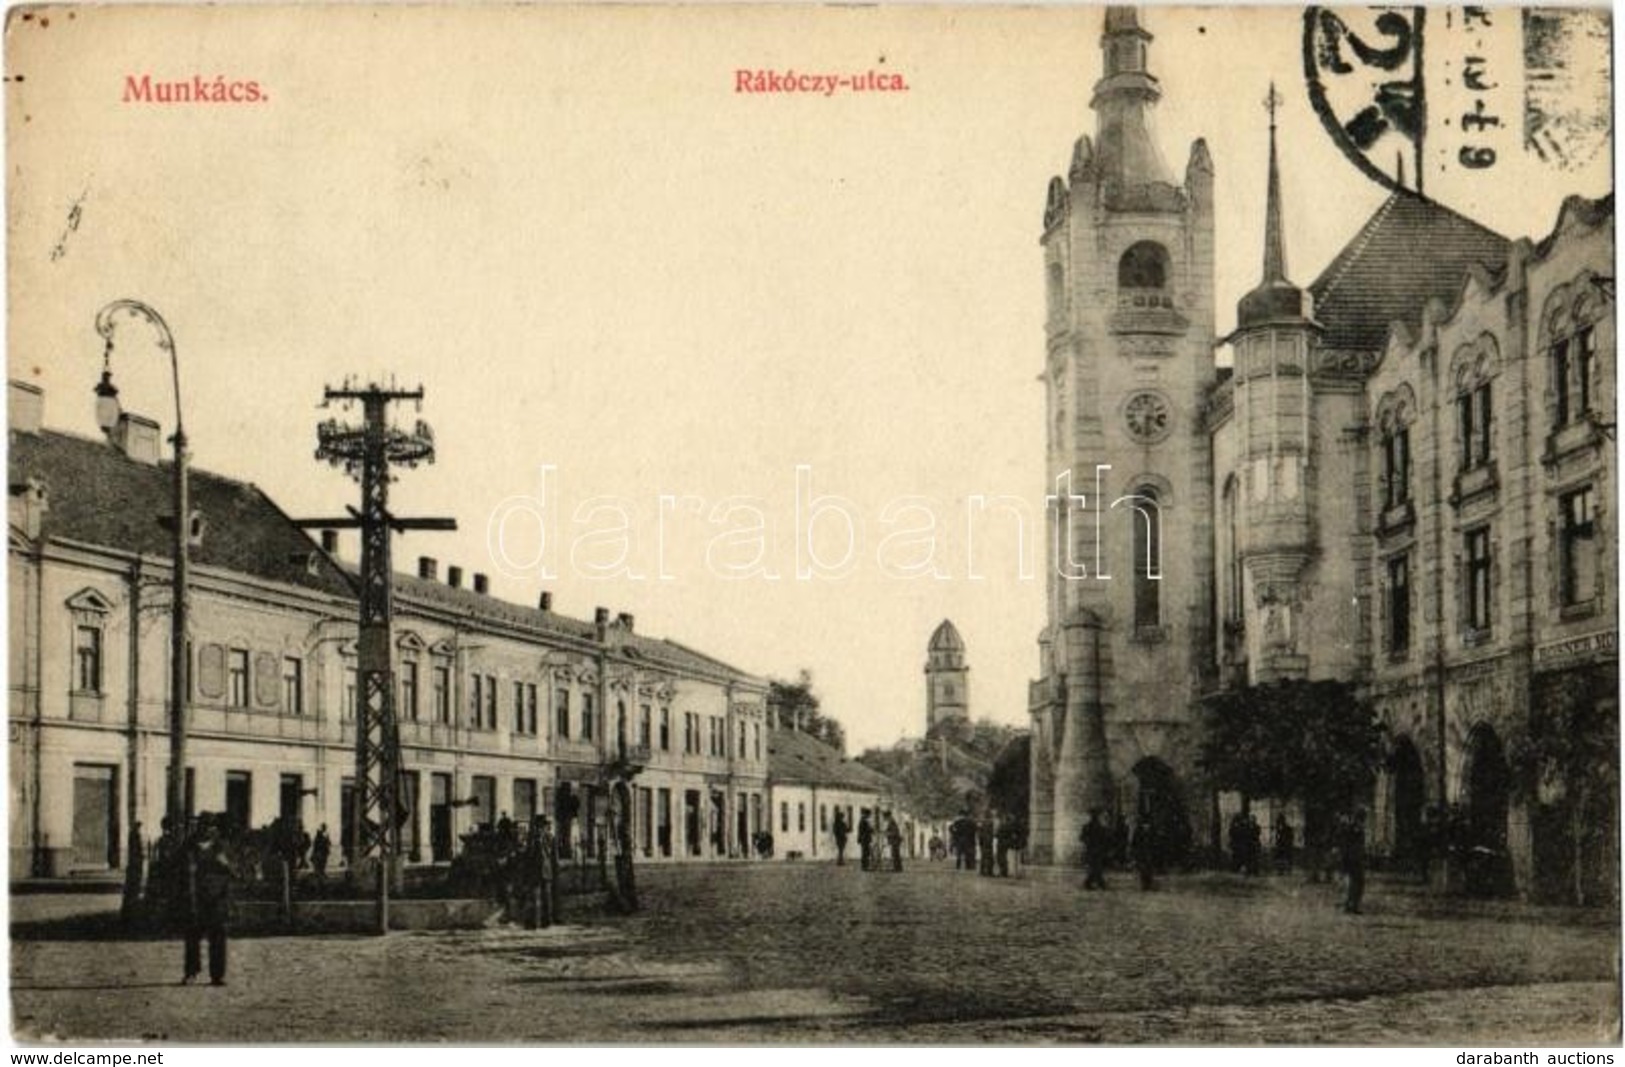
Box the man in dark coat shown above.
[1080,810,1110,890]
[856,813,875,871]
[311,824,332,883]
[885,814,904,872]
[832,809,850,866]
[181,814,233,986]
[977,815,996,876]
[1130,812,1157,890]
[993,816,1014,877]
[1340,809,1368,914]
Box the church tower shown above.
[1028,7,1217,865]
[925,619,969,735]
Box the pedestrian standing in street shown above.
[857,812,875,871]
[885,814,904,872]
[181,813,233,986]
[977,815,995,877]
[1340,808,1368,914]
[1272,815,1295,874]
[832,808,850,866]
[1245,813,1264,876]
[1080,810,1110,890]
[1130,812,1156,890]
[311,824,331,884]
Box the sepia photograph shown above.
[3,1,1618,1046]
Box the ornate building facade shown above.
[1031,8,1616,901]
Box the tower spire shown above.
[1091,6,1173,189]
[1262,82,1287,283]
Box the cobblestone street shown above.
[11,861,1619,1044]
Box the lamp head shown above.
[93,368,122,435]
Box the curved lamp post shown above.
[94,300,189,824]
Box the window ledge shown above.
[1559,600,1599,622]
[1450,463,1499,508]
[1462,627,1495,648]
[1378,500,1416,535]
[1544,419,1603,465]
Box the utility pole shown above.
[300,382,455,934]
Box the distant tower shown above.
[1028,6,1217,865]
[925,620,969,734]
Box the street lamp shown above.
[94,300,189,825]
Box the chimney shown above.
[8,477,47,540]
[447,565,463,589]
[617,612,635,633]
[473,573,489,595]
[417,556,437,580]
[320,529,340,555]
[594,607,611,642]
[8,380,42,435]
[538,591,554,612]
[114,413,161,464]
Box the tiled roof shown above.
[768,727,897,791]
[1309,190,1511,352]
[9,428,354,597]
[389,570,762,684]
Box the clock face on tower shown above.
[1123,391,1173,443]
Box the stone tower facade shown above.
[925,619,969,734]
[1028,6,1217,865]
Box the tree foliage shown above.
[767,671,845,754]
[1199,679,1382,831]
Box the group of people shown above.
[1079,810,1162,890]
[941,811,1019,877]
[831,809,905,871]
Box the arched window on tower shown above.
[1130,485,1161,630]
[1119,241,1169,289]
[1221,476,1241,623]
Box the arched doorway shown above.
[1388,736,1426,874]
[1132,757,1191,871]
[1461,723,1512,896]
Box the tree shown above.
[767,671,845,753]
[985,734,1030,834]
[1199,679,1382,846]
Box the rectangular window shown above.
[484,674,497,730]
[1387,554,1410,654]
[1384,427,1410,508]
[73,625,103,693]
[797,803,806,833]
[470,674,484,728]
[1554,338,1573,426]
[1466,528,1493,634]
[527,683,538,735]
[433,665,451,724]
[582,692,596,741]
[1459,384,1493,470]
[639,703,652,748]
[282,656,304,715]
[399,660,418,722]
[659,707,671,751]
[738,722,746,759]
[514,681,526,732]
[819,804,828,832]
[1577,329,1595,418]
[753,722,761,762]
[1561,487,1597,606]
[228,648,250,708]
[555,687,571,739]
[780,802,788,833]
[684,713,695,754]
[343,665,357,721]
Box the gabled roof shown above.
[9,428,354,597]
[769,727,897,792]
[1310,190,1511,352]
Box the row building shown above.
[8,381,773,877]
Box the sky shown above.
[7,4,1611,753]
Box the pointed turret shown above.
[1091,6,1173,190]
[1237,84,1314,329]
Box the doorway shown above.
[71,764,118,870]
